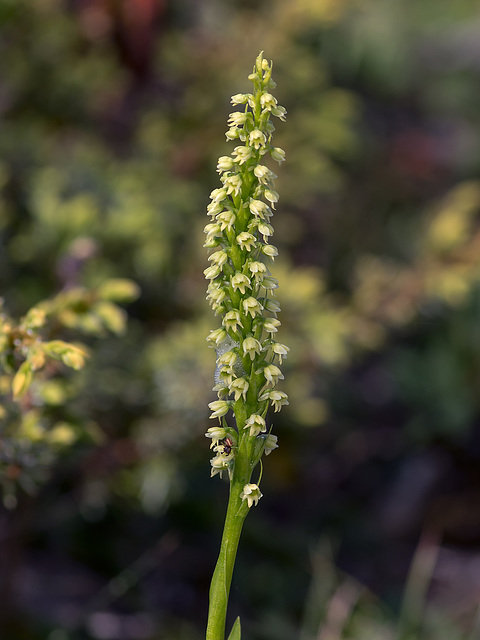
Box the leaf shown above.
[61,345,87,370]
[43,340,73,357]
[227,617,241,640]
[12,361,33,400]
[96,279,140,303]
[93,301,127,335]
[43,340,88,370]
[21,307,46,330]
[29,346,46,371]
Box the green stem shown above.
[206,475,250,640]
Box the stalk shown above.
[206,481,248,640]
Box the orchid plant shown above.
[204,52,288,640]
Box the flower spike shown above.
[204,52,288,489]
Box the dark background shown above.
[2,1,480,638]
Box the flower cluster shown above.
[204,52,289,505]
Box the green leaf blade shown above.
[227,616,241,640]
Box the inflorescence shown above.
[204,52,289,507]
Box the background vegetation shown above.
[2,0,480,638]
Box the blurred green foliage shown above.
[0,279,139,506]
[2,0,480,638]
